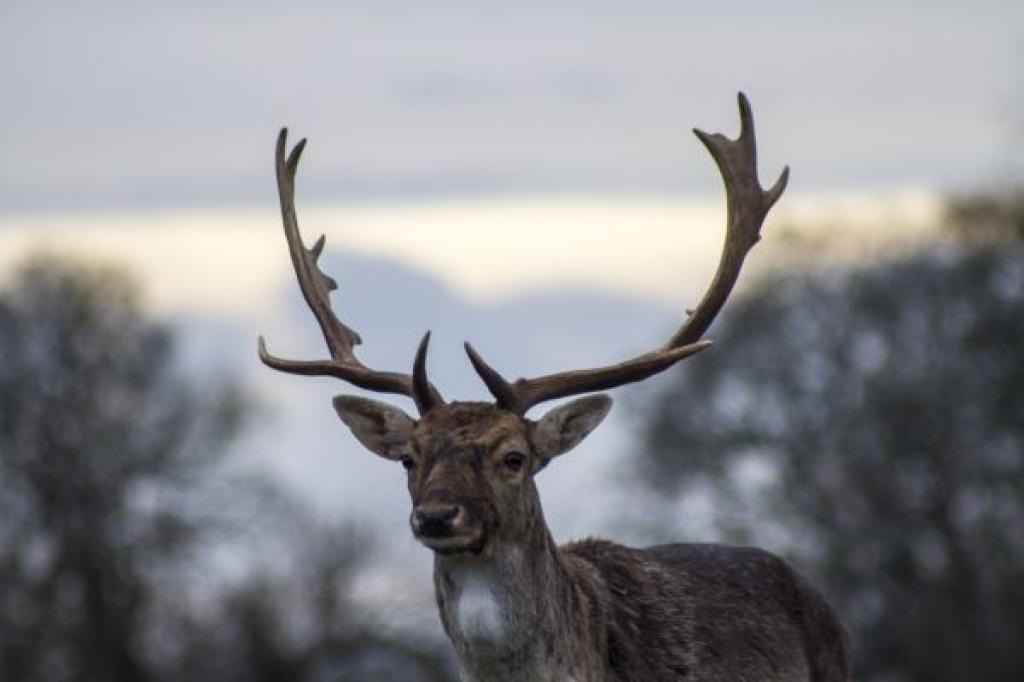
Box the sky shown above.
[1,0,1022,632]
[3,0,1011,307]
[1,1,1022,212]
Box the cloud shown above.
[1,2,1020,211]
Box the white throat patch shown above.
[454,570,504,642]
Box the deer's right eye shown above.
[400,456,415,471]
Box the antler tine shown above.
[258,128,444,412]
[467,93,786,414]
[413,332,444,414]
[464,342,519,411]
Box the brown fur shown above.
[345,400,850,681]
[395,401,851,675]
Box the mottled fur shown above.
[434,532,849,681]
[337,400,851,681]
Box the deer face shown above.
[334,395,611,555]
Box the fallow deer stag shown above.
[259,93,850,681]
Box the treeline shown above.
[0,257,455,682]
[637,190,1024,681]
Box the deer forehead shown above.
[413,402,529,454]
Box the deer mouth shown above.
[417,529,485,555]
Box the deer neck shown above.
[432,506,602,680]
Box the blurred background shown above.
[1,2,1022,680]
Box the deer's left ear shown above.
[531,395,612,463]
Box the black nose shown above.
[413,503,460,536]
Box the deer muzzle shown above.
[410,496,485,554]
[412,500,464,537]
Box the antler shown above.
[257,129,444,414]
[466,93,788,415]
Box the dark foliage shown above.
[639,238,1024,681]
[0,255,454,682]
[944,188,1024,243]
[0,256,246,680]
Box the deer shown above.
[258,93,851,682]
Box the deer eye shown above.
[503,451,525,472]
[400,455,415,471]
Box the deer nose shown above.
[412,502,462,536]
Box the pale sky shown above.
[0,190,939,317]
[0,1,1014,298]
[2,1,1022,213]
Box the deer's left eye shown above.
[503,451,525,472]
[400,455,415,471]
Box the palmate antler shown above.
[259,93,787,416]
[465,93,788,414]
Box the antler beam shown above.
[466,92,788,414]
[257,129,443,414]
[669,92,788,346]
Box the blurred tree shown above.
[0,254,454,682]
[944,188,1024,243]
[167,489,457,682]
[638,236,1024,681]
[0,255,246,680]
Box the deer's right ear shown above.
[333,395,415,461]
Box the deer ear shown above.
[333,395,415,461]
[531,395,612,463]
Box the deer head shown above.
[258,93,787,556]
[333,394,610,554]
